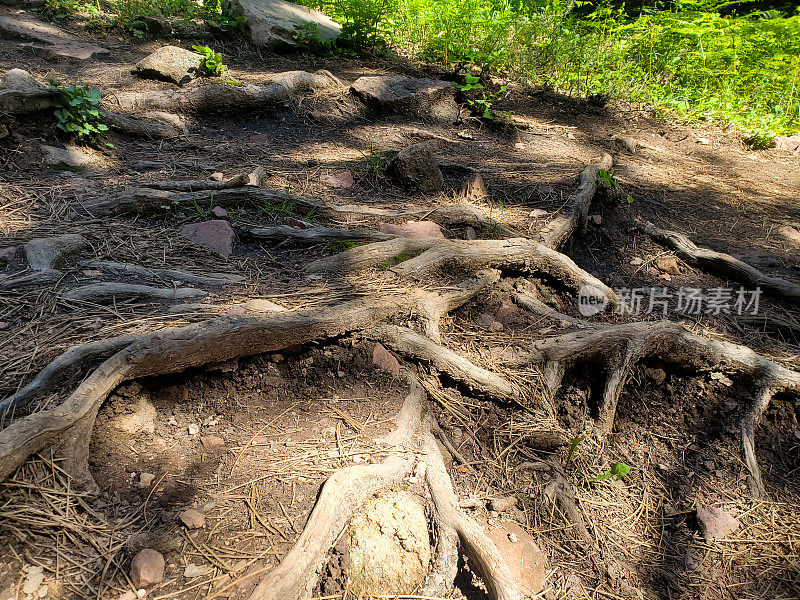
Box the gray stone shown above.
[346,491,430,596]
[387,142,444,193]
[0,246,17,262]
[0,68,52,115]
[351,75,455,115]
[25,233,88,271]
[226,0,340,50]
[378,220,444,239]
[1,68,46,93]
[133,46,201,86]
[129,549,165,588]
[0,13,108,61]
[42,145,96,169]
[180,220,236,256]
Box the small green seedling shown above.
[192,45,227,77]
[457,73,507,119]
[50,85,109,145]
[566,436,583,464]
[588,462,631,483]
[597,168,619,190]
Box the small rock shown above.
[129,549,165,588]
[187,423,200,435]
[119,591,137,600]
[179,508,206,529]
[481,519,547,596]
[710,372,734,387]
[320,170,354,189]
[464,226,477,240]
[488,496,517,512]
[590,214,602,225]
[180,220,236,257]
[0,321,9,330]
[200,435,225,450]
[22,566,44,596]
[111,397,157,434]
[695,505,739,542]
[529,209,548,218]
[0,246,17,262]
[378,220,444,239]
[778,225,800,243]
[644,366,667,386]
[210,205,229,219]
[42,145,96,169]
[697,137,711,145]
[774,135,800,151]
[132,46,200,86]
[372,342,400,378]
[387,142,444,193]
[655,255,681,275]
[229,0,341,50]
[209,172,224,181]
[629,257,643,266]
[477,313,503,331]
[139,14,172,36]
[351,75,455,115]
[138,473,156,488]
[183,564,211,578]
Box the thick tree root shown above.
[106,70,341,114]
[638,220,800,303]
[538,153,613,249]
[241,225,395,245]
[62,283,211,303]
[506,319,800,494]
[81,260,243,286]
[101,110,184,139]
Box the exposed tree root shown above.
[241,225,395,244]
[81,260,243,286]
[101,110,183,139]
[506,319,800,495]
[106,70,341,114]
[638,220,800,303]
[61,282,211,303]
[538,153,613,249]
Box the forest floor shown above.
[1,6,800,600]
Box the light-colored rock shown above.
[179,508,206,529]
[129,549,165,588]
[111,397,157,434]
[200,435,225,450]
[183,564,212,578]
[0,13,108,61]
[695,505,739,542]
[1,68,46,93]
[188,423,200,435]
[226,0,341,50]
[320,170,354,189]
[378,220,444,239]
[25,233,88,271]
[387,142,444,193]
[42,145,97,169]
[372,342,400,377]
[778,225,800,243]
[655,255,681,275]
[480,519,547,596]
[22,566,44,596]
[132,46,200,86]
[529,208,548,218]
[138,472,156,488]
[180,220,236,256]
[351,75,455,115]
[774,135,800,151]
[346,491,430,596]
[0,68,52,114]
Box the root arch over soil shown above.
[3,152,799,598]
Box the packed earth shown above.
[1,3,800,600]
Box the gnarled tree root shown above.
[638,220,800,304]
[506,319,800,497]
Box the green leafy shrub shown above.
[192,45,228,76]
[457,73,507,119]
[50,85,109,144]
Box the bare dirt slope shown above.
[1,7,800,600]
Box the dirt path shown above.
[1,10,800,600]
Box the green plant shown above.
[295,22,335,54]
[588,462,632,483]
[329,240,366,252]
[192,45,228,76]
[50,85,109,145]
[259,197,296,219]
[597,168,619,190]
[192,196,216,218]
[744,131,776,149]
[566,436,583,464]
[362,146,391,178]
[457,73,507,119]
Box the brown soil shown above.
[1,4,799,600]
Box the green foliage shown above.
[566,436,583,464]
[50,85,109,144]
[588,462,632,482]
[329,240,367,252]
[457,73,507,119]
[597,168,619,190]
[192,45,228,76]
[259,197,296,219]
[296,0,798,136]
[295,22,336,53]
